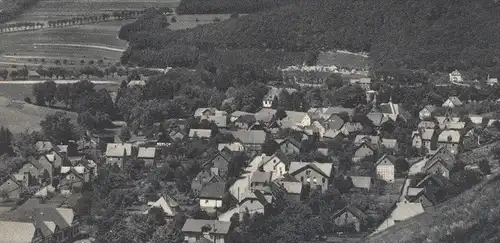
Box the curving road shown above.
[33,43,126,52]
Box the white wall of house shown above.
[262,161,285,181]
[376,164,395,183]
[412,136,422,149]
[199,198,223,209]
[419,110,431,120]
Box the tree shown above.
[262,135,279,155]
[325,73,344,90]
[478,159,491,175]
[33,80,57,106]
[171,16,177,23]
[40,112,79,144]
[275,107,287,120]
[119,126,132,142]
[0,69,8,80]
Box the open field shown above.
[316,50,371,69]
[0,96,78,133]
[0,22,129,64]
[15,0,180,22]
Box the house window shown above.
[306,178,310,183]
[322,178,326,183]
[300,177,304,182]
[205,200,209,203]
[306,170,311,175]
[250,199,254,203]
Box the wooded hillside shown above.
[121,0,500,73]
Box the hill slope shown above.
[122,0,500,73]
[364,174,500,243]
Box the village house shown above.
[332,205,367,233]
[349,176,372,192]
[59,167,87,194]
[218,142,245,152]
[143,196,179,219]
[206,115,228,128]
[276,137,301,155]
[378,98,412,122]
[182,219,231,243]
[463,128,481,150]
[194,108,227,120]
[105,143,132,168]
[189,129,212,139]
[277,111,311,129]
[191,170,223,194]
[354,135,381,146]
[381,138,399,152]
[375,154,396,183]
[437,130,461,155]
[353,142,376,162]
[229,155,263,201]
[419,105,437,120]
[405,188,438,209]
[230,130,267,151]
[230,111,254,122]
[423,147,456,178]
[262,87,297,108]
[449,70,463,83]
[307,106,354,121]
[238,191,272,216]
[0,175,25,200]
[289,161,333,192]
[418,120,437,129]
[272,174,303,202]
[303,121,326,137]
[349,77,372,91]
[366,112,391,132]
[250,171,273,192]
[233,114,257,130]
[35,141,54,154]
[412,129,436,153]
[199,182,226,213]
[487,76,498,86]
[16,160,50,185]
[259,151,288,181]
[203,152,232,177]
[341,122,364,137]
[137,147,157,167]
[415,174,450,192]
[31,207,80,243]
[323,114,345,130]
[442,96,463,108]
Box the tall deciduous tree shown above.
[40,112,79,143]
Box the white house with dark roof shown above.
[105,143,132,168]
[419,105,436,120]
[437,130,461,155]
[259,152,288,181]
[230,130,267,151]
[277,111,311,129]
[182,219,231,243]
[375,154,396,183]
[217,142,245,152]
[143,196,179,218]
[199,182,226,213]
[189,129,212,139]
[0,221,37,243]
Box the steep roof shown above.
[0,221,36,243]
[32,207,74,237]
[422,105,437,113]
[105,143,132,157]
[231,130,266,145]
[181,219,231,234]
[375,154,397,166]
[138,147,156,159]
[144,196,179,217]
[444,96,463,106]
[199,182,226,199]
[354,135,381,145]
[251,171,272,183]
[254,108,277,123]
[333,205,367,220]
[381,138,398,149]
[289,161,333,178]
[421,129,435,140]
[207,115,228,128]
[350,176,372,190]
[35,141,53,152]
[367,112,390,127]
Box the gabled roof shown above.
[424,147,456,170]
[138,147,156,159]
[375,154,397,166]
[443,96,463,107]
[254,108,277,123]
[415,174,449,188]
[144,196,179,217]
[273,180,302,195]
[289,161,333,178]
[421,129,435,140]
[32,207,74,237]
[418,121,436,129]
[217,142,244,152]
[333,205,367,221]
[199,182,226,199]
[35,141,53,152]
[105,143,132,157]
[366,112,390,127]
[343,122,363,133]
[350,176,371,190]
[381,138,398,149]
[207,115,227,128]
[231,130,266,145]
[181,219,231,234]
[194,108,225,117]
[276,136,301,149]
[203,152,231,167]
[421,105,437,113]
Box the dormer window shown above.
[306,170,311,175]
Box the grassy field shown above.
[16,0,180,22]
[316,51,371,70]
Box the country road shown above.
[33,43,126,52]
[0,80,118,84]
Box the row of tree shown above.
[0,22,44,33]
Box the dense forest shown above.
[0,0,40,23]
[121,0,500,74]
[176,0,300,14]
